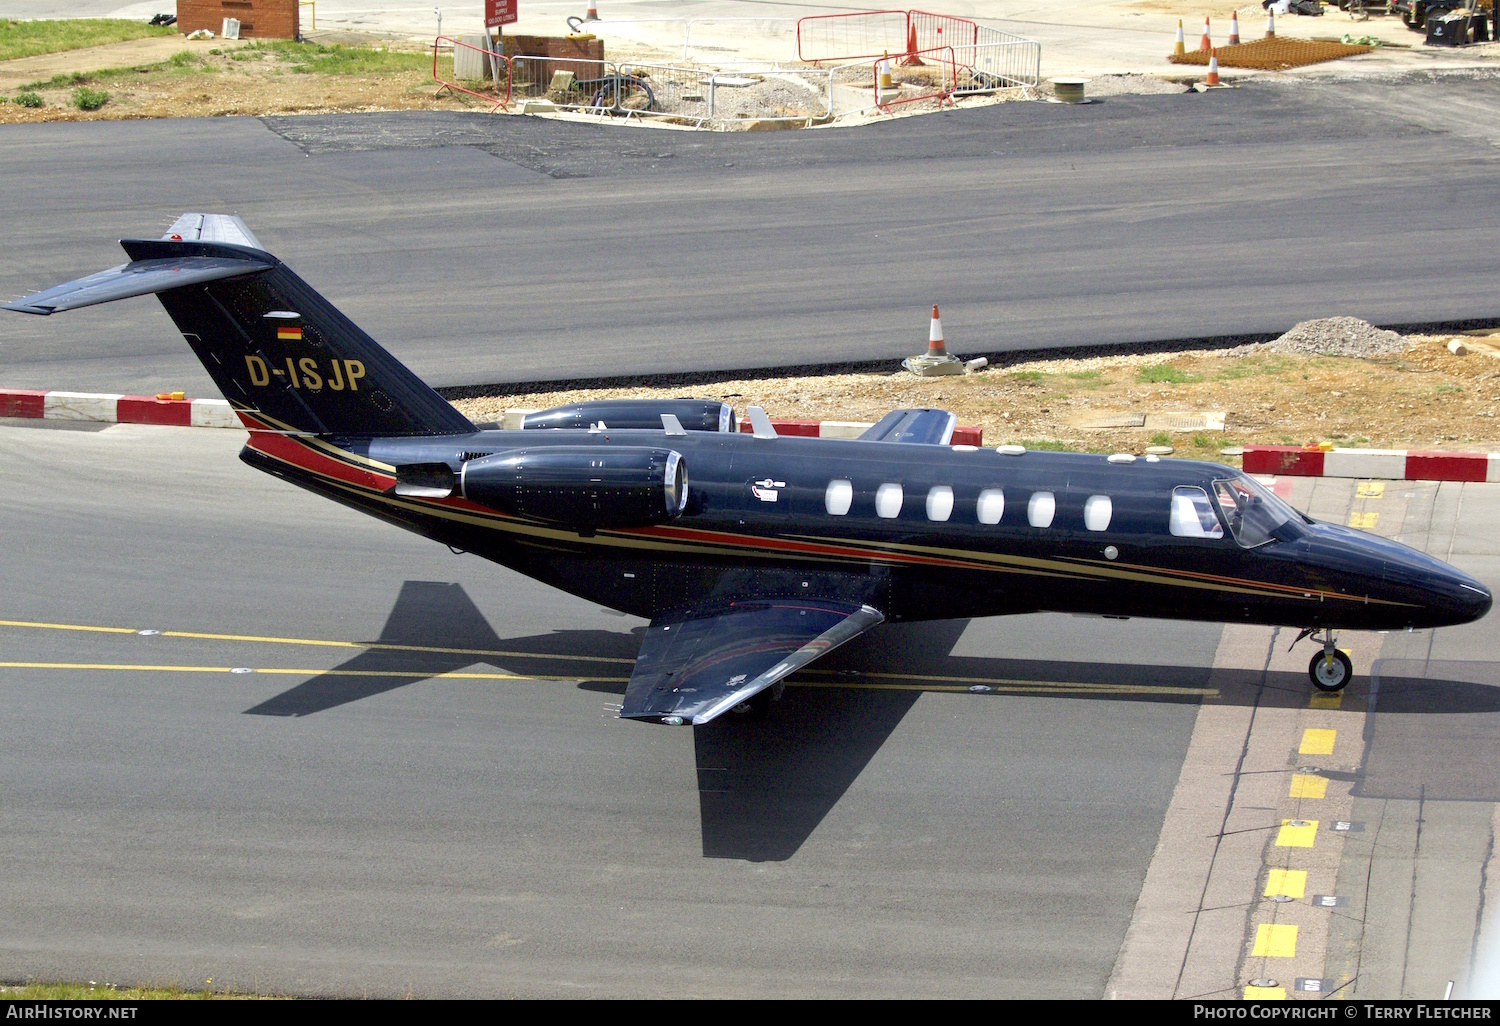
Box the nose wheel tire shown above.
[1309,649,1353,692]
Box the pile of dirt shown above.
[1233,316,1411,358]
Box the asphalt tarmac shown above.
[3,75,1500,397]
[0,420,1217,997]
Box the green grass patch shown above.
[1192,433,1213,448]
[1215,361,1257,380]
[1009,370,1044,385]
[1136,364,1201,385]
[72,86,107,110]
[14,90,42,106]
[246,39,430,75]
[1016,438,1073,452]
[1150,432,1171,446]
[0,18,176,63]
[21,52,208,90]
[1060,369,1106,390]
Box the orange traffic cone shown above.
[1265,9,1275,37]
[1174,19,1186,55]
[900,23,925,66]
[584,1,599,21]
[902,305,963,376]
[1229,10,1240,44]
[1199,16,1212,51]
[1206,47,1220,86]
[929,305,947,356]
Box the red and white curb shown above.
[0,388,241,429]
[1244,445,1500,483]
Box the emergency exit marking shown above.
[1329,821,1364,833]
[1311,895,1347,907]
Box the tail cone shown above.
[1206,47,1220,86]
[1200,16,1212,51]
[1174,19,1186,55]
[1229,10,1240,44]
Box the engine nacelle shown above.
[461,447,687,530]
[522,399,735,434]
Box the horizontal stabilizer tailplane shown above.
[4,255,272,315]
[2,215,475,438]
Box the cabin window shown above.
[1027,491,1055,529]
[825,479,852,516]
[875,483,903,519]
[926,485,954,522]
[1084,494,1112,532]
[976,488,1005,525]
[1170,486,1224,539]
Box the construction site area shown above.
[1,0,1497,127]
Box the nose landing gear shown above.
[1294,627,1353,692]
[1310,647,1353,692]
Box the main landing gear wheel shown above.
[1309,649,1354,692]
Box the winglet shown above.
[746,406,778,439]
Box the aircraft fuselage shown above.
[240,426,1493,634]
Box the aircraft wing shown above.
[857,408,956,444]
[162,212,264,250]
[619,600,885,725]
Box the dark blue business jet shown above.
[7,215,1490,724]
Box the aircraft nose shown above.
[1384,549,1491,626]
[1306,522,1492,628]
[1453,575,1493,623]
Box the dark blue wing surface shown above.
[856,408,957,445]
[620,600,885,725]
[4,255,272,315]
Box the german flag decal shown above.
[277,325,302,341]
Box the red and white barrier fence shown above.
[0,389,241,428]
[1243,445,1500,483]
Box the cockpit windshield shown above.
[1212,475,1305,548]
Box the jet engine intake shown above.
[461,447,687,530]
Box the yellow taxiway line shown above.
[0,618,1217,698]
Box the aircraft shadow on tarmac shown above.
[242,582,1500,861]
